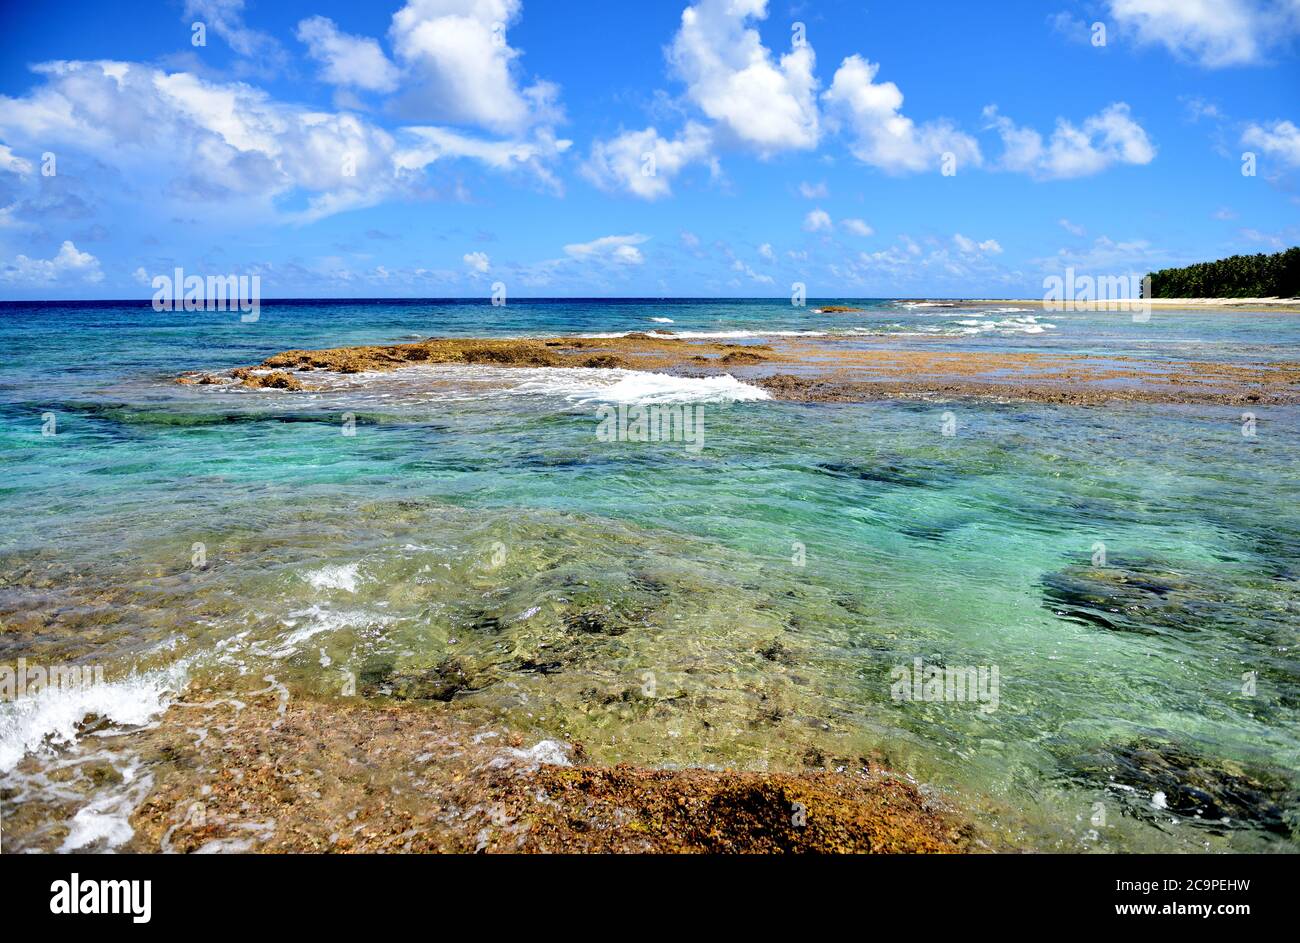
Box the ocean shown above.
[2,297,1298,852]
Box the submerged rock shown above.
[360,657,483,702]
[565,608,626,636]
[757,639,797,665]
[1040,560,1201,634]
[815,460,936,489]
[1062,739,1296,835]
[125,691,973,854]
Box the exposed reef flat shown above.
[117,689,972,854]
[181,333,1300,406]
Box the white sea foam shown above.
[59,755,153,852]
[947,315,1054,335]
[649,317,675,323]
[509,368,771,405]
[281,364,769,407]
[0,663,188,773]
[491,738,572,770]
[303,562,361,593]
[263,605,392,659]
[577,329,827,340]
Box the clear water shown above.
[2,298,1298,852]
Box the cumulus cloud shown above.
[954,233,1002,254]
[0,59,569,226]
[842,218,873,236]
[1,240,102,284]
[668,0,819,155]
[297,16,400,92]
[462,250,490,273]
[822,55,980,173]
[582,122,715,199]
[563,233,649,265]
[803,208,832,232]
[389,0,560,134]
[0,61,401,219]
[798,180,828,199]
[1059,218,1087,236]
[982,103,1155,179]
[1242,119,1300,167]
[1107,0,1300,68]
[757,242,775,261]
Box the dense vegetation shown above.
[1146,247,1300,298]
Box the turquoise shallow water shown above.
[1,298,1298,852]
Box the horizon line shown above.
[0,295,1025,305]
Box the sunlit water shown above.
[1,299,1297,852]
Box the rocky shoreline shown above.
[117,687,972,854]
[179,333,1300,406]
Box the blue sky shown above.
[0,0,1297,299]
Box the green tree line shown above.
[1146,247,1300,298]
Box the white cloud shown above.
[0,144,33,175]
[668,0,820,155]
[1058,218,1086,236]
[463,251,490,274]
[1242,119,1300,167]
[0,60,569,226]
[563,233,649,265]
[757,242,775,261]
[1047,11,1092,43]
[733,258,774,284]
[842,218,873,236]
[803,208,832,232]
[297,16,399,92]
[1107,0,1300,68]
[822,55,980,173]
[829,233,1014,290]
[1183,97,1224,122]
[184,0,287,71]
[798,180,828,199]
[389,0,560,134]
[1,240,102,284]
[0,61,404,221]
[396,125,571,193]
[1240,227,1288,248]
[582,122,715,199]
[983,103,1155,179]
[954,233,1002,254]
[1031,234,1171,275]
